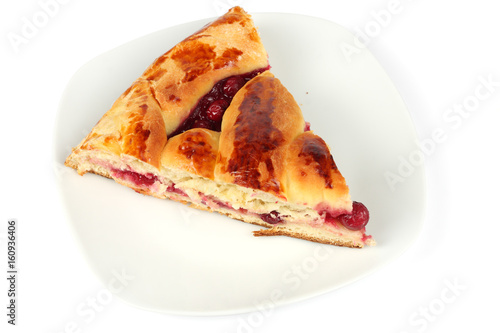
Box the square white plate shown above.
[54,12,426,315]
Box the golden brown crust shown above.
[68,79,167,169]
[161,128,220,180]
[118,80,167,168]
[215,72,350,212]
[66,6,268,172]
[252,228,363,248]
[284,131,351,212]
[141,6,269,135]
[64,7,373,247]
[215,71,304,198]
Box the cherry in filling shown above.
[260,211,283,224]
[170,66,270,136]
[111,169,158,187]
[334,201,370,231]
[304,122,311,132]
[111,168,189,197]
[166,184,188,197]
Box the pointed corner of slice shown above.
[212,71,375,248]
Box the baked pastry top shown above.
[65,7,374,248]
[215,71,351,213]
[71,6,269,169]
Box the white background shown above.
[1,0,499,332]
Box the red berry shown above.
[260,211,282,224]
[338,201,370,230]
[200,95,215,109]
[206,99,229,122]
[223,76,246,98]
[209,84,223,100]
[192,119,213,130]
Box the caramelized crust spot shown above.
[107,80,167,168]
[225,78,285,193]
[208,6,248,28]
[160,129,219,180]
[248,28,259,42]
[189,7,250,39]
[144,68,166,81]
[122,105,151,162]
[168,94,181,102]
[297,135,337,189]
[177,130,217,178]
[171,42,217,82]
[214,47,243,69]
[149,53,170,69]
[183,34,211,42]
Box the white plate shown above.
[54,12,426,315]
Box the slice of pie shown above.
[65,7,375,248]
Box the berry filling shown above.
[110,166,189,198]
[260,211,283,224]
[166,184,188,197]
[206,99,229,122]
[198,192,283,224]
[108,166,368,236]
[337,201,370,231]
[111,169,158,187]
[170,66,270,136]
